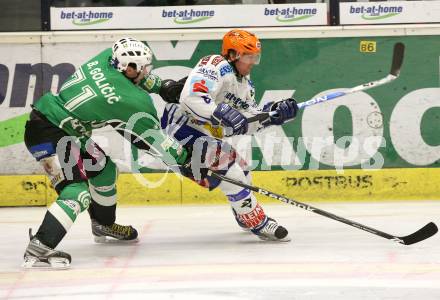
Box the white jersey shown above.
[163,54,265,139]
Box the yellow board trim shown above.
[1,168,439,207]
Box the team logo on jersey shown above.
[192,79,209,93]
[189,77,214,96]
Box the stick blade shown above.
[390,42,405,76]
[400,222,438,245]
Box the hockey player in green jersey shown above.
[22,37,189,269]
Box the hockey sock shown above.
[37,182,91,248]
[88,159,117,225]
[36,211,67,249]
[88,200,116,226]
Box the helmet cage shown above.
[112,37,153,73]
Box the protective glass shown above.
[239,53,261,65]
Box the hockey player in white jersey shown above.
[161,29,298,241]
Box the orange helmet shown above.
[221,29,261,58]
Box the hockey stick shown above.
[208,170,438,245]
[248,42,405,123]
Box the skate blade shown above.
[22,257,70,270]
[257,235,292,243]
[239,227,252,232]
[94,235,139,244]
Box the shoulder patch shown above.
[199,55,212,66]
[211,55,224,66]
[144,74,161,91]
[219,64,234,76]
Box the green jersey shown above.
[34,48,186,165]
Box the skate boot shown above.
[22,229,71,269]
[91,219,138,243]
[251,217,291,242]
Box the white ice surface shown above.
[1,201,439,300]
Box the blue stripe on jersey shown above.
[168,105,178,124]
[227,188,251,202]
[160,110,169,130]
[161,104,178,130]
[173,124,205,145]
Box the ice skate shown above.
[252,217,291,242]
[22,229,71,270]
[91,219,138,243]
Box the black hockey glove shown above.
[178,145,209,181]
[159,76,187,104]
[269,98,298,125]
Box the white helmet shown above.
[112,37,153,72]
